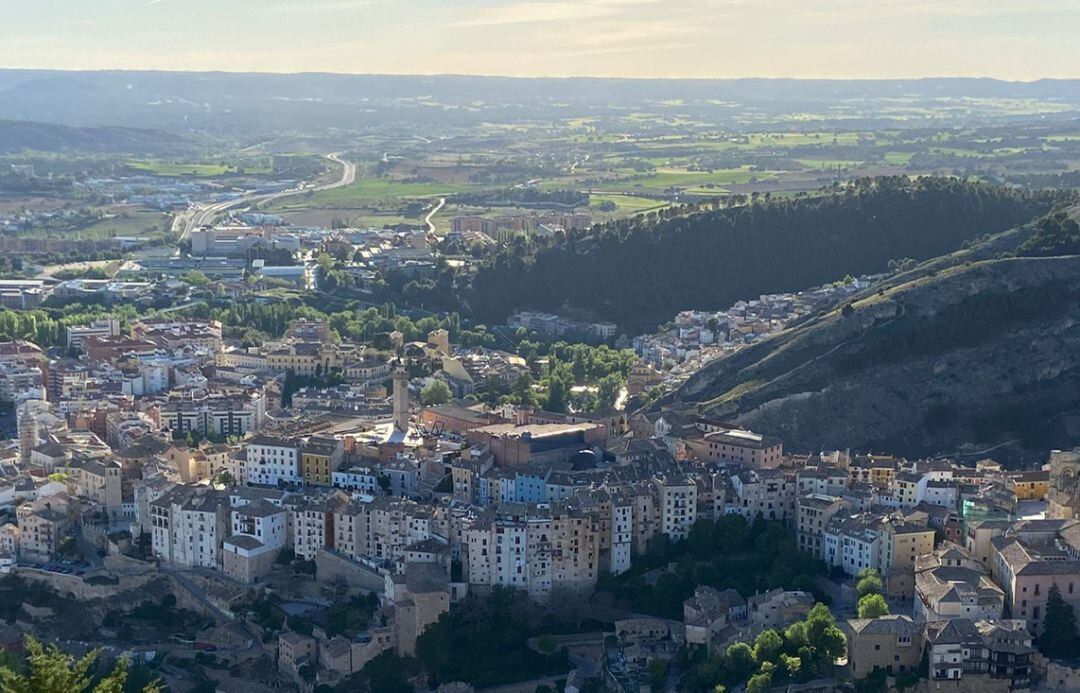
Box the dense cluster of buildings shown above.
[449,211,592,244]
[508,310,618,342]
[3,305,1080,691]
[633,275,884,387]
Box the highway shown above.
[172,152,356,241]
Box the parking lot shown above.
[22,560,92,576]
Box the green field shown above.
[19,208,169,240]
[128,159,273,177]
[883,151,915,165]
[589,193,670,215]
[796,159,865,170]
[280,178,478,209]
[747,132,863,147]
[77,210,171,239]
[596,166,776,193]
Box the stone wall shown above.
[314,549,385,592]
[1043,660,1080,691]
[885,675,1012,693]
[14,567,155,601]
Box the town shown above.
[0,21,1079,692]
[0,298,1079,692]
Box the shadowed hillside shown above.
[665,206,1080,465]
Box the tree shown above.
[512,371,536,408]
[745,671,772,693]
[0,637,161,693]
[856,568,883,598]
[1040,583,1077,659]
[724,642,754,682]
[354,651,419,693]
[56,536,76,558]
[648,658,669,691]
[752,629,783,665]
[543,375,568,413]
[857,593,890,619]
[183,271,210,288]
[797,603,846,678]
[597,372,622,408]
[779,653,802,681]
[535,634,557,656]
[420,380,452,406]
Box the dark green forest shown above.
[468,177,1058,330]
[1017,208,1080,257]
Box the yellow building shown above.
[881,519,936,573]
[1009,470,1049,501]
[848,455,899,487]
[300,436,343,486]
[267,342,342,377]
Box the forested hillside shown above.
[468,177,1058,330]
[0,119,191,155]
[663,205,1080,464]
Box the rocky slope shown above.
[665,212,1080,465]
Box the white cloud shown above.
[455,0,667,27]
[264,0,397,14]
[455,2,609,27]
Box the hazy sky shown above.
[2,0,1079,79]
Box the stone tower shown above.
[393,364,409,432]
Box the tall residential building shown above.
[465,500,600,603]
[150,487,231,570]
[244,436,300,486]
[656,473,697,541]
[300,436,344,486]
[224,499,288,583]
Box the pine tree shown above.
[1040,583,1077,659]
[857,593,890,618]
[0,637,161,693]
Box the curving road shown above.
[424,196,446,234]
[172,152,356,242]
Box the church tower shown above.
[393,363,409,432]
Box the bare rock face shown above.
[669,254,1080,466]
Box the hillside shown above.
[468,178,1058,330]
[665,206,1080,465]
[0,71,1077,132]
[0,119,191,155]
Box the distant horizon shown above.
[1,67,1078,83]
[4,1,1079,81]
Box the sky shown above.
[1,0,1079,80]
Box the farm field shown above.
[127,159,273,177]
[17,207,170,240]
[592,166,776,194]
[278,178,478,209]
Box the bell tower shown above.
[393,363,409,432]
